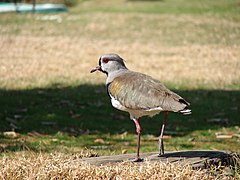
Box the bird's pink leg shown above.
[132,118,143,162]
[159,111,168,156]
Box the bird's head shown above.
[90,53,127,75]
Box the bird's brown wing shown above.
[108,71,190,112]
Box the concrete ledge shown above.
[78,150,239,169]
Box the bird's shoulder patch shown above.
[108,78,123,97]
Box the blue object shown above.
[0,3,67,13]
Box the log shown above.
[79,150,239,169]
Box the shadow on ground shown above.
[0,84,239,152]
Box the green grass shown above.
[1,14,239,48]
[0,0,239,163]
[71,0,240,16]
[1,84,239,155]
[1,0,240,42]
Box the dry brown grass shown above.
[0,13,239,89]
[0,151,229,180]
[0,35,239,89]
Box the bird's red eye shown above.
[102,58,109,63]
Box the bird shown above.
[90,53,191,162]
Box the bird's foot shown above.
[129,157,144,162]
[158,151,164,157]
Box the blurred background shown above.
[0,0,239,155]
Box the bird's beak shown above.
[90,65,102,73]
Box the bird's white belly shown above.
[110,95,163,119]
[130,108,163,118]
[110,95,128,111]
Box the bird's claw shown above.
[158,153,164,157]
[129,157,144,162]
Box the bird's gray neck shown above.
[106,68,129,85]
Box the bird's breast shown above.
[110,94,127,111]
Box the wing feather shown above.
[108,71,190,112]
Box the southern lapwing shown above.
[91,53,191,162]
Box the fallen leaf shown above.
[215,132,232,139]
[0,144,8,148]
[163,135,172,139]
[216,135,232,139]
[122,149,128,154]
[3,131,20,138]
[27,131,44,137]
[94,138,105,144]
